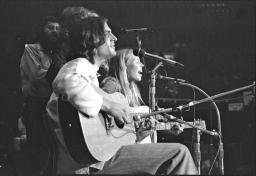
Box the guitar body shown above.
[58,92,137,164]
[58,99,95,165]
[78,112,136,162]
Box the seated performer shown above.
[101,48,184,143]
[46,16,198,175]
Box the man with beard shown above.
[45,6,99,85]
[20,16,62,174]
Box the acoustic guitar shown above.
[58,92,206,164]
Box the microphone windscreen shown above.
[133,48,145,58]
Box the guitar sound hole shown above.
[115,121,124,129]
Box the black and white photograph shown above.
[0,0,255,175]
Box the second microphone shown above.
[133,48,184,67]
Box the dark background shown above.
[0,0,255,175]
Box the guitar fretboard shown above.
[155,121,206,131]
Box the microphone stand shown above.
[158,112,218,175]
[193,125,202,174]
[208,103,216,174]
[138,82,255,119]
[156,76,255,175]
[148,62,163,143]
[135,32,157,142]
[178,82,223,175]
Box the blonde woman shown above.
[101,48,184,142]
[99,49,198,174]
[101,48,154,143]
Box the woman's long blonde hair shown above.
[108,49,143,107]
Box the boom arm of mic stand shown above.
[178,82,224,175]
[137,79,252,119]
[172,82,254,174]
[175,82,255,174]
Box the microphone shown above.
[133,48,184,67]
[157,74,187,83]
[120,28,151,33]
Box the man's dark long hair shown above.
[67,16,107,63]
[60,6,99,34]
[59,6,99,58]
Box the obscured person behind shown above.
[20,15,62,174]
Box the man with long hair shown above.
[46,16,126,174]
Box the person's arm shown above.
[53,59,130,123]
[101,77,121,94]
[100,77,132,123]
[92,85,130,124]
[20,45,50,80]
[20,44,50,96]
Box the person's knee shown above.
[174,143,191,157]
[173,143,189,151]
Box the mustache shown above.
[43,31,59,39]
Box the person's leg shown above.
[96,143,198,175]
[23,97,49,174]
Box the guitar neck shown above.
[155,121,205,131]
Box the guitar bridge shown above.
[101,111,114,134]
